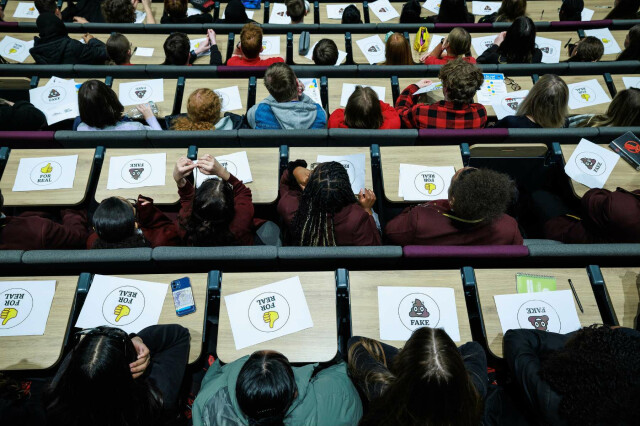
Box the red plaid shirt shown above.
[395,84,487,129]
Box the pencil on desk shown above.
[564,38,572,48]
[568,279,584,313]
[540,10,544,19]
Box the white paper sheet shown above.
[413,81,443,95]
[564,138,620,189]
[194,151,253,187]
[261,35,281,55]
[491,89,530,120]
[584,28,622,55]
[187,7,201,16]
[0,36,34,63]
[581,8,594,21]
[0,281,56,336]
[378,286,460,341]
[369,0,399,22]
[567,79,611,110]
[118,79,164,106]
[269,3,291,24]
[190,37,211,57]
[326,4,352,19]
[472,1,500,15]
[304,42,347,65]
[12,155,78,192]
[214,86,243,112]
[622,76,640,89]
[477,73,507,105]
[425,34,445,55]
[535,36,562,64]
[356,35,386,64]
[398,164,455,201]
[494,290,581,335]
[75,275,168,334]
[13,2,39,18]
[134,47,154,57]
[224,276,314,350]
[422,0,440,14]
[299,78,322,105]
[29,77,79,125]
[221,9,254,18]
[471,34,498,56]
[340,82,386,107]
[106,152,167,190]
[316,153,366,193]
[134,10,146,23]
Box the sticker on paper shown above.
[0,281,56,337]
[29,77,79,125]
[422,0,441,14]
[535,36,562,64]
[261,35,281,55]
[326,4,352,19]
[12,155,78,192]
[299,78,322,105]
[269,2,291,24]
[472,34,498,56]
[118,79,164,106]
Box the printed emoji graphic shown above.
[129,167,144,180]
[135,89,147,99]
[581,93,590,102]
[409,299,430,318]
[0,308,18,325]
[484,5,491,10]
[277,11,285,16]
[424,182,436,194]
[580,157,596,169]
[528,315,549,331]
[9,48,17,54]
[368,45,380,53]
[114,304,130,322]
[540,46,550,54]
[379,7,387,12]
[40,163,52,173]
[263,311,279,328]
[249,292,290,332]
[624,140,640,154]
[602,38,610,44]
[48,89,60,98]
[102,286,145,326]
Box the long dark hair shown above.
[291,162,356,246]
[349,328,483,426]
[437,0,472,23]
[184,178,237,246]
[45,327,161,426]
[618,25,640,60]
[92,197,147,249]
[78,80,124,129]
[605,0,640,19]
[236,351,298,426]
[498,16,537,63]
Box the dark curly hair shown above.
[101,0,135,23]
[439,58,483,104]
[448,168,515,223]
[539,325,640,425]
[183,178,237,246]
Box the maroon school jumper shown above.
[277,170,382,246]
[0,209,88,250]
[384,200,523,245]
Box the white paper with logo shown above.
[472,1,500,15]
[422,0,440,14]
[316,153,366,193]
[535,36,562,64]
[261,36,281,55]
[491,89,529,120]
[0,36,34,63]
[299,78,322,105]
[564,139,620,189]
[12,155,78,192]
[340,83,386,107]
[471,34,498,56]
[29,77,79,125]
[584,28,621,55]
[369,0,399,21]
[398,164,455,201]
[106,152,167,190]
[0,281,56,336]
[326,4,352,19]
[194,151,253,187]
[269,3,291,24]
[567,79,610,110]
[190,38,211,57]
[356,35,386,64]
[214,86,243,112]
[13,2,39,18]
[118,79,164,106]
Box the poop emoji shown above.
[277,11,285,16]
[409,299,430,318]
[41,163,53,173]
[135,89,147,99]
[338,7,344,14]
[129,167,144,180]
[540,46,550,54]
[48,89,60,98]
[580,157,596,170]
[368,45,380,53]
[484,5,491,10]
[505,98,520,111]
[424,182,436,194]
[379,7,387,12]
[528,315,549,331]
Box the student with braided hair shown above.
[277,160,381,246]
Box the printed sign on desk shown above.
[398,164,455,201]
[0,281,56,337]
[194,151,253,187]
[118,79,165,106]
[0,36,34,63]
[106,152,167,190]
[567,79,611,110]
[564,139,620,189]
[356,35,386,64]
[12,155,78,192]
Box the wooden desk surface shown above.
[349,270,472,346]
[111,273,207,364]
[180,78,249,116]
[380,145,464,202]
[563,75,612,115]
[601,268,640,329]
[289,146,373,190]
[0,275,77,371]
[0,149,94,207]
[326,77,391,112]
[94,148,187,205]
[561,143,640,198]
[197,148,279,204]
[217,271,338,363]
[474,268,601,358]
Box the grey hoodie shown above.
[246,94,326,130]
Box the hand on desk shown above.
[130,336,150,379]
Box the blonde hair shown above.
[581,88,640,127]
[517,74,568,128]
[171,88,222,131]
[447,27,471,56]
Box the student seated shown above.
[76,80,162,131]
[106,33,133,65]
[395,59,486,129]
[101,0,155,24]
[383,33,416,65]
[421,27,475,65]
[504,326,640,426]
[247,63,326,130]
[34,0,62,19]
[328,86,400,129]
[399,0,428,23]
[45,325,190,425]
[605,0,640,19]
[0,98,47,130]
[278,160,381,246]
[477,16,542,64]
[29,13,108,65]
[348,328,487,426]
[478,0,526,23]
[162,31,222,65]
[87,196,181,249]
[0,189,88,250]
[495,74,569,128]
[161,0,213,23]
[566,36,604,62]
[311,38,339,65]
[617,25,640,60]
[215,0,255,23]
[227,23,285,66]
[171,88,242,130]
[385,167,523,245]
[425,0,474,23]
[559,0,584,20]
[192,350,363,426]
[174,155,256,246]
[571,88,640,127]
[341,4,363,23]
[285,0,310,24]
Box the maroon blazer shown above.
[277,170,382,246]
[87,195,182,248]
[384,200,523,246]
[544,188,640,243]
[0,209,89,250]
[177,175,255,246]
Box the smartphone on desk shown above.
[171,277,196,316]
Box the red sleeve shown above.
[351,211,382,246]
[40,209,89,249]
[177,181,195,234]
[379,101,401,129]
[383,207,416,245]
[86,232,98,249]
[328,109,347,129]
[394,84,420,129]
[277,169,302,229]
[512,219,524,245]
[423,56,443,65]
[137,195,182,247]
[580,188,613,227]
[227,174,255,245]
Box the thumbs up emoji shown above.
[263,311,279,329]
[424,183,436,194]
[41,163,53,173]
[581,93,590,102]
[1,308,18,325]
[114,304,130,322]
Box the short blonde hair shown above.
[517,74,568,128]
[171,88,222,131]
[447,27,471,56]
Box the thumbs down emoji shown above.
[424,183,436,194]
[1,308,18,325]
[41,163,53,173]
[263,311,279,329]
[581,93,590,102]
[114,304,130,322]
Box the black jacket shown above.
[477,44,543,64]
[30,36,108,65]
[0,101,47,130]
[160,12,214,24]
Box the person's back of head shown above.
[447,27,471,56]
[185,178,236,246]
[539,325,640,425]
[101,0,135,23]
[437,0,471,23]
[312,38,339,65]
[34,0,60,17]
[399,0,423,23]
[384,33,414,65]
[224,0,250,22]
[91,197,147,249]
[585,88,640,127]
[618,24,640,60]
[172,88,222,131]
[285,0,306,23]
[606,0,640,19]
[496,0,526,22]
[264,63,298,102]
[106,33,131,65]
[236,351,298,426]
[36,12,67,39]
[163,32,190,65]
[344,86,383,129]
[517,74,568,127]
[341,4,362,23]
[559,0,584,20]
[448,167,515,223]
[164,0,188,18]
[499,16,537,63]
[78,80,124,129]
[240,23,264,59]
[569,36,604,62]
[439,58,483,104]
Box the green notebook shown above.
[516,273,557,293]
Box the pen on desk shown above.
[540,10,544,20]
[568,279,584,313]
[133,47,137,53]
[564,38,572,48]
